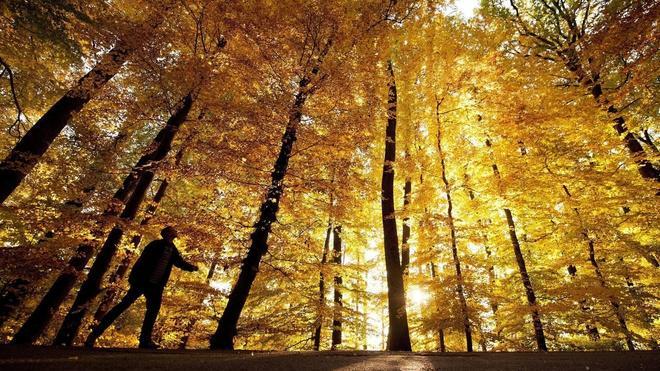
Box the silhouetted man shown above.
[85,226,198,349]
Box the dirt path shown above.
[0,346,657,370]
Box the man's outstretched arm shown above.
[173,249,198,272]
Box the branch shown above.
[539,0,569,41]
[509,0,559,49]
[0,55,29,138]
[580,0,591,37]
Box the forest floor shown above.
[0,346,657,370]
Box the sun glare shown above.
[408,286,430,307]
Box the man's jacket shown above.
[129,239,196,289]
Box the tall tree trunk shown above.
[331,225,343,350]
[313,223,333,351]
[53,93,194,345]
[560,48,659,183]
[401,174,412,275]
[439,328,446,352]
[381,60,411,352]
[435,100,472,352]
[484,139,547,351]
[11,244,93,344]
[209,47,328,348]
[0,278,30,326]
[562,185,635,350]
[503,209,547,351]
[463,172,498,315]
[53,174,153,345]
[0,7,173,204]
[590,245,635,350]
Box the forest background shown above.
[0,0,658,352]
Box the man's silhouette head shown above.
[161,226,178,242]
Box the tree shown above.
[435,98,472,352]
[330,225,343,350]
[380,60,412,351]
[484,0,660,183]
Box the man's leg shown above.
[139,287,163,348]
[85,286,142,346]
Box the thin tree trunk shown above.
[401,175,411,275]
[439,328,446,352]
[11,244,93,344]
[381,60,411,352]
[0,7,173,204]
[504,209,547,351]
[331,225,343,350]
[484,139,547,351]
[435,100,472,352]
[591,246,635,350]
[314,223,333,351]
[209,37,332,348]
[463,172,498,315]
[0,278,30,326]
[563,184,635,350]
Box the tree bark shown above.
[0,43,130,204]
[401,176,412,274]
[439,328,446,352]
[504,209,548,351]
[314,223,333,351]
[11,244,93,344]
[589,243,635,351]
[381,60,412,352]
[331,225,343,350]
[435,101,472,352]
